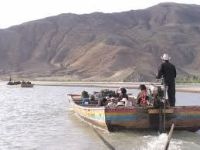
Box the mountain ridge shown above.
[0,2,200,81]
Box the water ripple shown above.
[0,83,200,150]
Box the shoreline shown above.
[33,81,200,93]
[1,80,200,93]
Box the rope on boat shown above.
[164,123,175,150]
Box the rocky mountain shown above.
[0,2,200,81]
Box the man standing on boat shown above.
[156,53,176,106]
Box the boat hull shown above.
[68,94,109,130]
[21,83,34,88]
[68,94,200,132]
[105,107,200,131]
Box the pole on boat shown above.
[93,127,115,150]
[164,123,175,150]
[159,106,163,133]
[159,83,168,133]
[163,85,168,133]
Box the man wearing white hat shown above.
[156,53,176,106]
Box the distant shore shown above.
[1,80,199,93]
[33,81,200,93]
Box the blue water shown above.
[0,83,200,150]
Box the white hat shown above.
[161,53,171,60]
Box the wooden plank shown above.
[148,108,174,114]
[164,123,175,150]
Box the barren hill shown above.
[0,2,200,81]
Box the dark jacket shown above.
[156,61,176,85]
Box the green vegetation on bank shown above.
[176,75,200,83]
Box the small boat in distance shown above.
[21,81,34,88]
[7,76,21,85]
[68,94,200,132]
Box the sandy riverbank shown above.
[33,81,200,93]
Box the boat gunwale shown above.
[67,94,200,111]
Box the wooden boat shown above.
[7,76,21,85]
[7,81,21,85]
[21,82,34,88]
[68,94,200,132]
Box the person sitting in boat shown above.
[107,97,116,108]
[97,97,108,106]
[89,94,95,102]
[115,88,120,98]
[22,80,26,84]
[81,90,90,105]
[149,85,169,108]
[137,84,150,107]
[117,87,129,101]
[120,97,132,107]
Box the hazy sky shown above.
[0,0,200,28]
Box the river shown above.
[0,83,200,150]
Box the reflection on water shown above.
[0,83,200,150]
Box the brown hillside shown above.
[0,3,200,81]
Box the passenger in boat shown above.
[115,88,121,98]
[149,85,164,108]
[117,87,129,101]
[156,53,176,106]
[97,97,108,106]
[137,84,149,106]
[81,90,90,105]
[121,98,132,107]
[107,97,116,108]
[89,95,95,101]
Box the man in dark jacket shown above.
[156,53,176,106]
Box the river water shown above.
[0,82,200,150]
